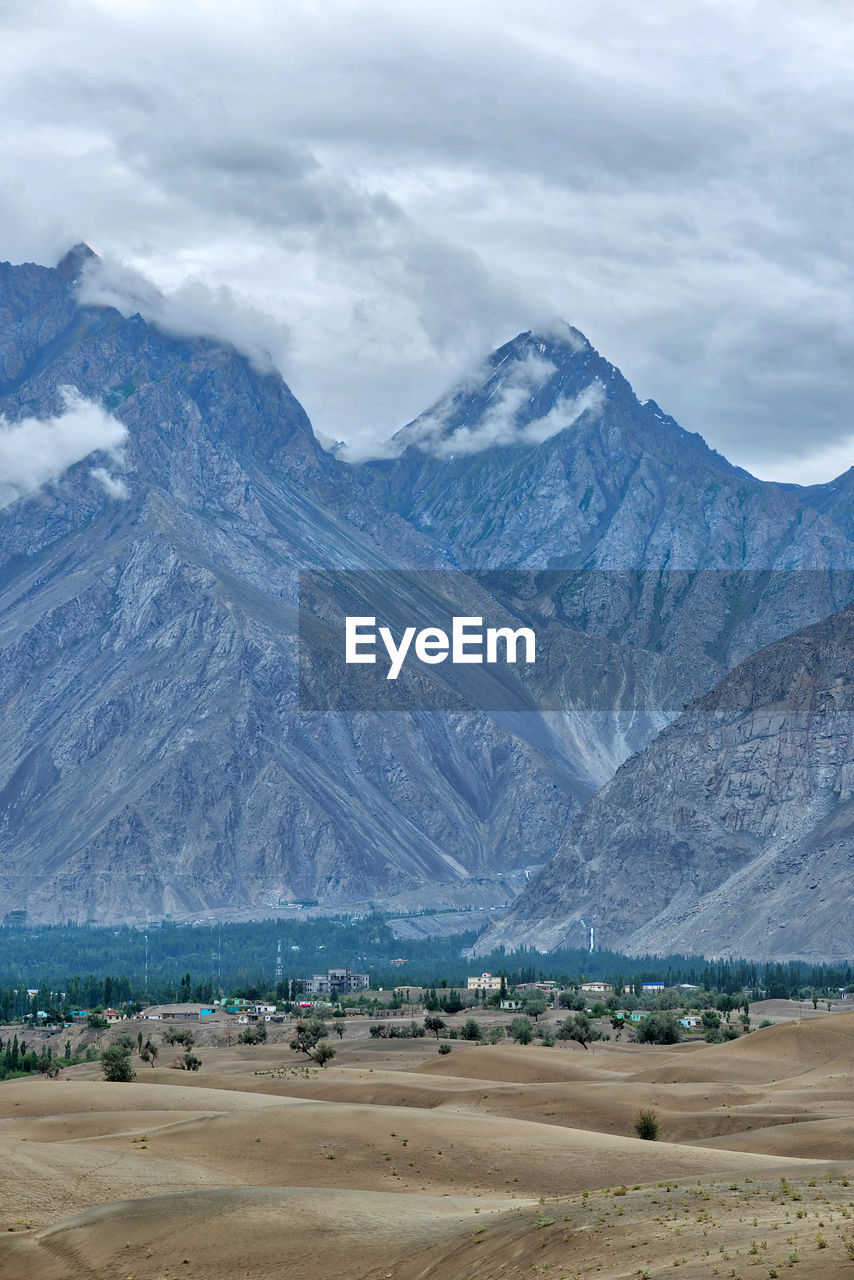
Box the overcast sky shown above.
[1,0,853,480]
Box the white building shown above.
[466,972,504,991]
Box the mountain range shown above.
[1,244,853,958]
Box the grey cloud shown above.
[0,1,852,477]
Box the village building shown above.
[466,972,504,991]
[304,967,369,998]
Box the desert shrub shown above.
[538,1028,555,1047]
[488,1025,504,1044]
[180,1052,202,1071]
[461,1018,482,1041]
[634,1109,661,1141]
[437,1043,452,1055]
[704,1025,741,1043]
[163,1027,195,1048]
[240,1023,268,1046]
[312,1042,336,1067]
[510,1016,534,1044]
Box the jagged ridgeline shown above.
[1,245,854,955]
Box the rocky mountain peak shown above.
[55,242,98,281]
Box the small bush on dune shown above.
[634,1109,661,1141]
[510,1016,534,1044]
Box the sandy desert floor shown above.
[3,1010,854,1278]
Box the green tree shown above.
[101,1045,135,1082]
[181,1051,202,1071]
[520,992,548,1022]
[716,994,735,1023]
[556,1013,604,1051]
[460,1018,482,1041]
[140,1039,159,1067]
[289,1018,328,1055]
[636,1012,683,1045]
[423,1014,446,1039]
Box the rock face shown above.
[474,603,854,963]
[1,247,854,937]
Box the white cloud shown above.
[0,388,127,507]
[77,256,290,375]
[89,466,130,499]
[362,347,605,459]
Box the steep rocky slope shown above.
[0,249,583,921]
[474,602,854,961]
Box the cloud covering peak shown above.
[4,1,854,478]
[77,256,290,376]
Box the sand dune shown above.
[3,1018,854,1277]
[0,1186,516,1280]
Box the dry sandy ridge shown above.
[2,1012,854,1277]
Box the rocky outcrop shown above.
[474,603,854,962]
